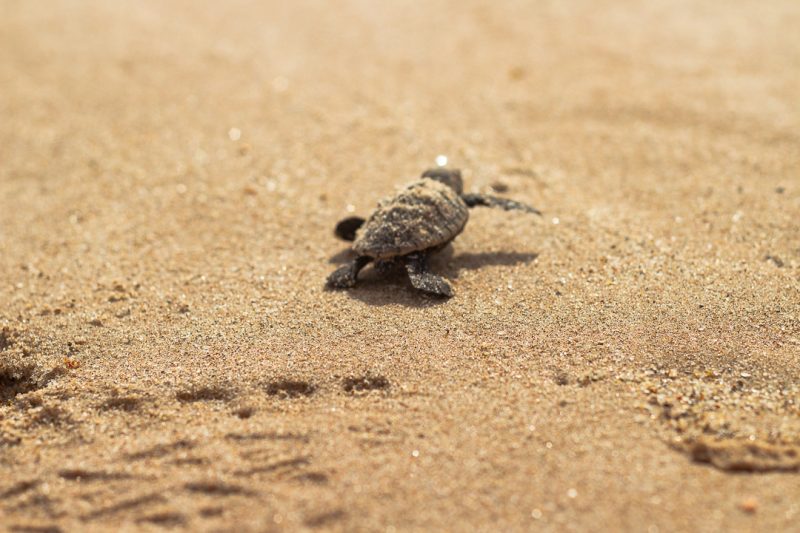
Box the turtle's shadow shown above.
[326,246,539,307]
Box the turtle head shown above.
[421,168,463,195]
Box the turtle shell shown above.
[353,178,469,259]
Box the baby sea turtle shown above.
[326,168,541,298]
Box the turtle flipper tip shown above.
[334,216,366,241]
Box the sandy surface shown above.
[1,0,799,531]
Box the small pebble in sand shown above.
[509,66,526,80]
[233,406,255,419]
[764,255,784,268]
[738,497,758,514]
[228,127,241,141]
[490,181,509,193]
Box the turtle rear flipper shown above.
[334,216,366,241]
[461,193,541,215]
[405,252,453,298]
[326,256,371,289]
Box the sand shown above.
[1,0,799,531]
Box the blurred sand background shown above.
[1,0,799,531]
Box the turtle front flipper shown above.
[461,193,542,215]
[326,256,372,289]
[404,252,453,298]
[334,216,366,241]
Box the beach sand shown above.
[1,0,799,531]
